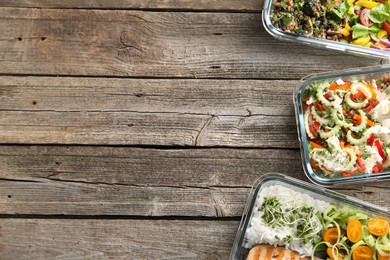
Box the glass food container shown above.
[230,173,390,260]
[262,0,390,59]
[294,65,390,186]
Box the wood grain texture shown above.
[0,76,297,147]
[0,0,263,11]
[0,219,238,259]
[1,146,389,216]
[0,8,383,79]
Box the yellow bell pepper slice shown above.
[348,0,356,5]
[375,41,387,48]
[378,30,388,39]
[345,22,351,31]
[341,28,350,37]
[355,0,379,8]
[348,5,355,14]
[352,36,371,46]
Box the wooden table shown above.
[0,1,389,259]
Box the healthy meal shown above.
[271,0,390,50]
[302,76,389,177]
[244,184,390,260]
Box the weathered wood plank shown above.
[0,76,297,147]
[0,8,382,79]
[0,0,263,11]
[1,146,389,216]
[0,219,238,259]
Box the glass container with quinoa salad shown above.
[263,0,390,58]
[295,65,390,186]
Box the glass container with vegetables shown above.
[263,0,390,58]
[295,65,390,185]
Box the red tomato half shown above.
[360,9,373,27]
[383,21,390,36]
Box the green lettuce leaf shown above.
[351,24,381,39]
[368,4,390,23]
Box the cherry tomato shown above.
[353,245,373,260]
[383,21,390,36]
[326,247,344,260]
[367,218,390,236]
[377,250,390,260]
[323,227,339,245]
[360,9,373,27]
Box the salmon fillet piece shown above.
[246,244,320,260]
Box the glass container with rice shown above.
[230,174,390,260]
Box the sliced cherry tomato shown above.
[375,140,386,163]
[326,247,344,260]
[377,250,390,260]
[367,133,375,146]
[323,227,339,245]
[367,218,390,236]
[353,245,373,260]
[378,0,386,3]
[347,219,363,243]
[360,9,373,27]
[356,157,366,172]
[383,21,390,36]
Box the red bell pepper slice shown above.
[342,170,357,177]
[323,93,330,99]
[356,157,366,172]
[373,164,385,173]
[375,140,386,163]
[367,133,375,146]
[315,102,323,112]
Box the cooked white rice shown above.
[244,184,330,256]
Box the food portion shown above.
[302,76,390,177]
[244,184,390,260]
[270,0,390,51]
[246,244,318,260]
